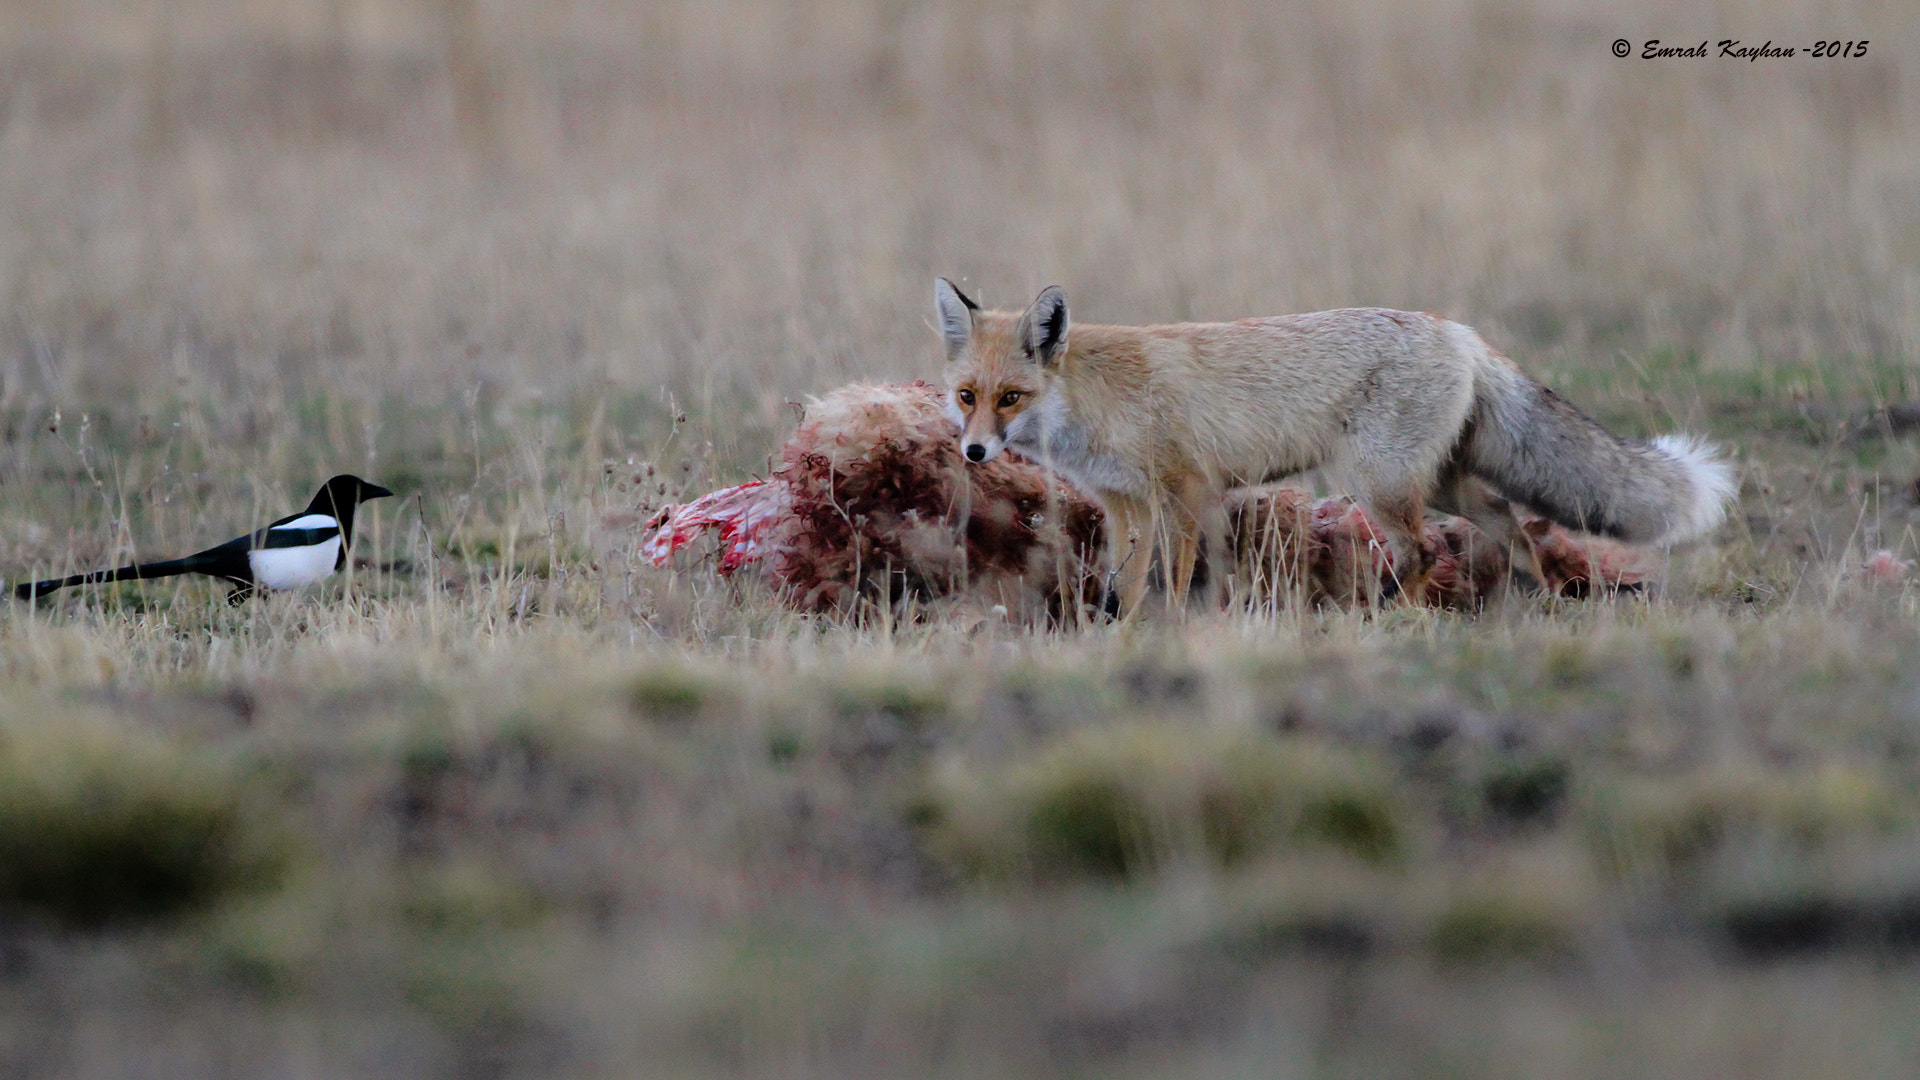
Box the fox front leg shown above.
[1101,494,1153,619]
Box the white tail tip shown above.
[1651,434,1736,544]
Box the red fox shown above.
[934,279,1735,614]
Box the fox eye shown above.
[997,390,1022,409]
[957,388,976,407]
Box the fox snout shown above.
[961,436,1003,464]
[950,398,1008,464]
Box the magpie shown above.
[13,474,394,604]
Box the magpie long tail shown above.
[13,557,206,601]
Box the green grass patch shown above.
[1584,762,1907,882]
[929,725,1403,884]
[0,718,287,929]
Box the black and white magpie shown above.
[13,474,394,604]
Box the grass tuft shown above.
[0,718,284,929]
[1478,756,1573,827]
[1585,763,1906,881]
[1428,893,1574,966]
[630,666,712,722]
[931,726,1402,884]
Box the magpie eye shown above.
[998,390,1022,409]
[957,388,976,407]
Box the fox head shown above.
[936,279,1070,464]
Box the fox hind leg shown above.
[1163,477,1222,614]
[1433,467,1548,594]
[1364,491,1435,604]
[1347,449,1439,604]
[1346,388,1477,606]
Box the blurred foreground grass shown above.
[11,600,1920,1076]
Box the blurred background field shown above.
[4,0,1920,1077]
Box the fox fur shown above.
[935,279,1735,613]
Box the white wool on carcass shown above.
[645,382,1106,619]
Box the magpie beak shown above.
[12,474,396,605]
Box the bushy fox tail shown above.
[1459,332,1735,545]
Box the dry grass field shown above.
[4,1,1920,1076]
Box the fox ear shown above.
[934,278,977,358]
[1016,285,1069,367]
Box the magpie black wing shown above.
[223,511,342,552]
[174,533,259,582]
[254,527,341,549]
[189,533,257,560]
